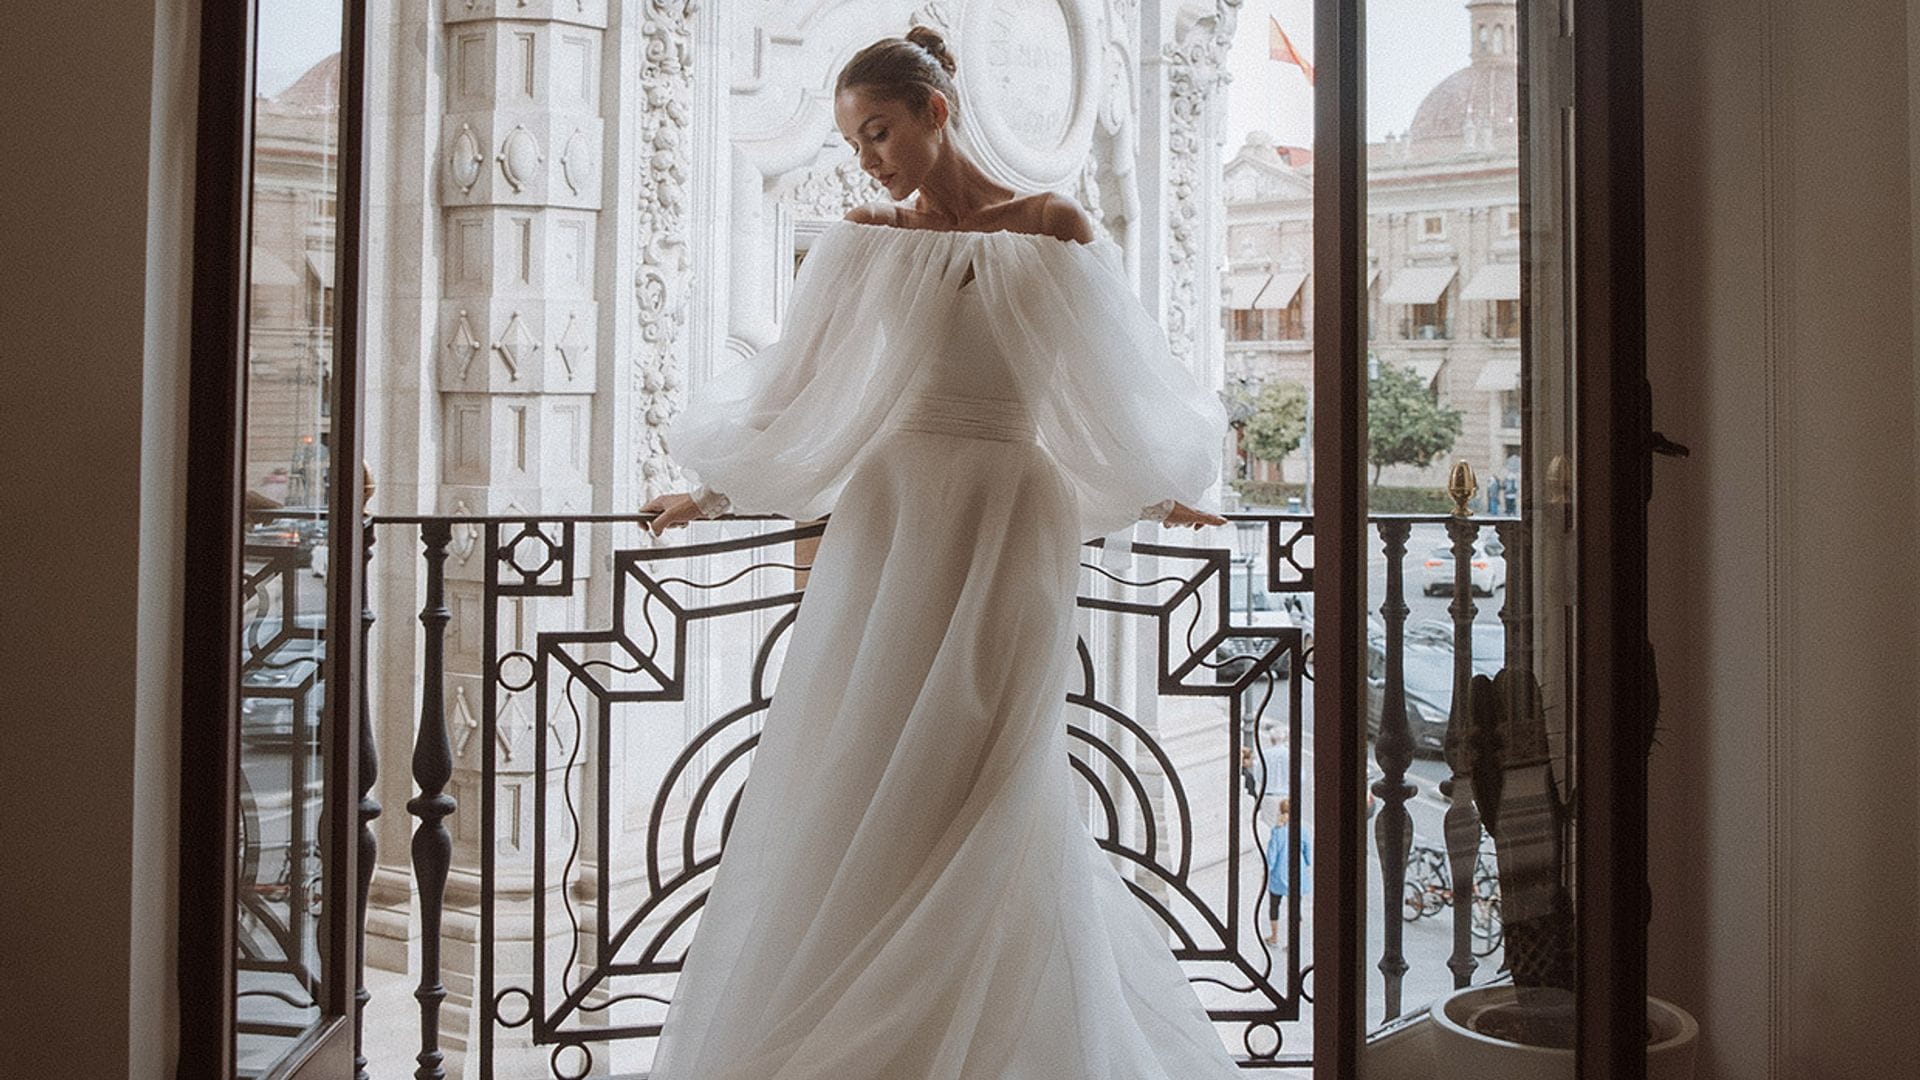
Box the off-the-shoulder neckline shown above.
[836,218,1095,248]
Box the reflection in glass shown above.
[235,0,343,1073]
[1219,0,1321,1058]
[1361,0,1556,1064]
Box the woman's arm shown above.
[1151,499,1228,529]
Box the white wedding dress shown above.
[655,219,1238,1079]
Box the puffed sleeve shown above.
[670,222,969,521]
[969,230,1228,546]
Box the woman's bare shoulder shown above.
[1034,192,1096,245]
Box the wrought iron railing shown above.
[230,507,1526,1076]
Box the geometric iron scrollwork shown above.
[449,516,1309,1076]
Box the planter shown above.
[1428,985,1699,1080]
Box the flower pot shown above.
[1428,985,1699,1080]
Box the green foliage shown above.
[1230,479,1306,508]
[1219,381,1260,428]
[1364,485,1457,514]
[1241,381,1309,482]
[1230,481,1453,513]
[1368,360,1463,487]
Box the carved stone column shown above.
[433,2,609,1067]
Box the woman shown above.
[643,27,1239,1079]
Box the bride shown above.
[641,26,1241,1079]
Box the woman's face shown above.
[834,86,947,201]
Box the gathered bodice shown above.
[886,286,1038,443]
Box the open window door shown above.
[1313,0,1650,1075]
[180,2,369,1077]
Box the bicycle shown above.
[1401,843,1503,957]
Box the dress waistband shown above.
[888,392,1037,443]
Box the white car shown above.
[1418,538,1506,597]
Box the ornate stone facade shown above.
[1222,0,1523,498]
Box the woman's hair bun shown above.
[905,26,957,76]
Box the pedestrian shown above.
[1240,723,1291,806]
[1263,797,1310,947]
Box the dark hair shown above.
[835,27,961,129]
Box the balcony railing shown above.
[237,507,1528,1077]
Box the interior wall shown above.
[0,2,193,1077]
[1643,1,1920,1077]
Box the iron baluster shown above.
[408,521,455,1080]
[354,521,379,1080]
[1440,511,1485,988]
[1371,519,1415,1019]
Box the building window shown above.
[1421,213,1446,240]
[1277,293,1305,340]
[1493,299,1520,338]
[1227,302,1306,342]
[1407,294,1449,339]
[1498,391,1522,431]
[1501,207,1520,235]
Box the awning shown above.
[305,251,336,289]
[1253,270,1308,310]
[1223,272,1269,309]
[1474,357,1522,391]
[250,247,302,287]
[1460,262,1521,301]
[1383,356,1444,385]
[1380,265,1457,305]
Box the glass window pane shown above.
[235,1,343,1073]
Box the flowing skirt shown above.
[650,426,1242,1079]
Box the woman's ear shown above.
[925,90,950,132]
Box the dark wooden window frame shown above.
[1311,1,1649,1075]
[178,2,369,1077]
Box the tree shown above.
[1239,380,1308,483]
[1367,360,1462,488]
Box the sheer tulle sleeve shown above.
[669,223,971,521]
[672,220,1225,545]
[971,230,1228,542]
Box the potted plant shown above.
[1426,655,1699,1078]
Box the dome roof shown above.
[1405,60,1516,152]
[277,53,340,111]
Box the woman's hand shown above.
[641,492,703,536]
[1161,501,1228,529]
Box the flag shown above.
[1269,14,1315,86]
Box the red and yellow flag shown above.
[1269,14,1315,86]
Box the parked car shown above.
[239,616,325,747]
[1212,555,1306,684]
[1418,536,1507,597]
[246,515,327,569]
[1364,621,1507,757]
